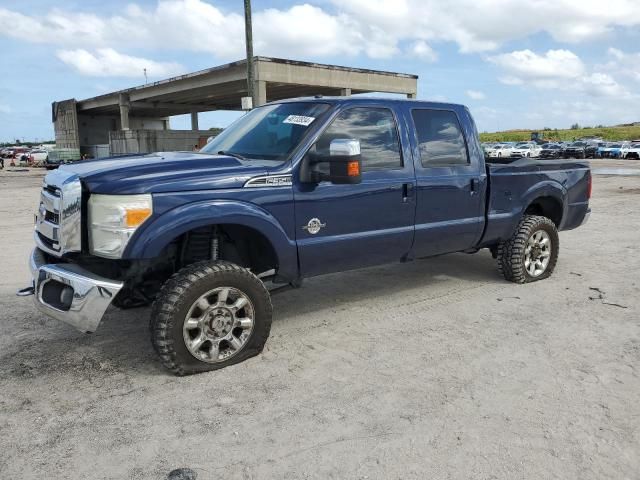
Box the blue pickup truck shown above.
[20,97,591,375]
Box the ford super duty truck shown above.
[19,98,591,375]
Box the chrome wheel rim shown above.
[183,287,255,363]
[524,230,551,277]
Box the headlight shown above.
[88,194,153,259]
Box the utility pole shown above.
[244,0,255,108]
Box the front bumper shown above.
[26,248,123,333]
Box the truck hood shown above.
[55,152,275,194]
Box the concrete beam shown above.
[256,59,417,96]
[190,111,199,130]
[130,101,215,112]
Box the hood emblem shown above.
[302,218,325,235]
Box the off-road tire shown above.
[150,261,272,375]
[497,215,559,284]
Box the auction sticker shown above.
[283,115,316,126]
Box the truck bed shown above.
[481,158,591,247]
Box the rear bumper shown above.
[26,248,123,333]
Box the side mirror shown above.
[302,138,362,185]
[327,139,362,184]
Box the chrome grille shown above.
[34,170,82,257]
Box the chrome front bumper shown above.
[25,248,124,333]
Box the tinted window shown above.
[411,109,469,166]
[312,107,402,171]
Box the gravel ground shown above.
[0,160,638,480]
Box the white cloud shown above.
[255,5,366,57]
[331,0,640,53]
[411,41,438,62]
[582,73,629,97]
[601,47,640,82]
[489,48,634,98]
[465,90,486,100]
[2,0,640,67]
[56,48,185,78]
[488,49,585,85]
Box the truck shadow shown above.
[272,251,500,323]
[4,251,500,378]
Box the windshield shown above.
[610,144,621,148]
[200,102,331,162]
[572,142,586,147]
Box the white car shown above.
[488,144,513,157]
[510,143,541,158]
[621,143,640,160]
[29,149,49,163]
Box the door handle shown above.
[470,178,479,195]
[402,183,414,202]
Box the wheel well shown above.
[177,224,279,275]
[112,224,279,308]
[524,197,563,226]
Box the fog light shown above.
[60,286,74,309]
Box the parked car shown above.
[621,143,640,159]
[11,147,30,160]
[29,149,49,165]
[511,143,541,158]
[607,143,628,159]
[585,142,603,159]
[539,143,563,159]
[488,144,513,157]
[597,142,613,158]
[563,141,587,159]
[19,97,592,375]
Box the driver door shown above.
[293,105,416,278]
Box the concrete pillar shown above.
[190,111,199,131]
[254,80,267,107]
[340,88,352,96]
[407,93,417,99]
[119,93,130,130]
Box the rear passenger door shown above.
[294,105,416,277]
[407,107,486,257]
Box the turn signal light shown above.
[125,208,152,227]
[348,161,360,177]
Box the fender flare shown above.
[124,199,299,279]
[518,180,567,225]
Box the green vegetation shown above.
[480,124,640,143]
[1,140,55,147]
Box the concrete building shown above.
[52,57,418,157]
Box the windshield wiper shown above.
[217,150,246,160]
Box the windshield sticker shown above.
[283,115,316,126]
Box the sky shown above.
[1,0,639,142]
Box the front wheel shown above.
[496,215,559,284]
[150,261,273,375]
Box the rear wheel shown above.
[150,261,272,375]
[497,215,559,284]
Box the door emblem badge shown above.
[302,218,326,235]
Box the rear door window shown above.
[411,109,469,167]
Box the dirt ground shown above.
[0,160,638,480]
